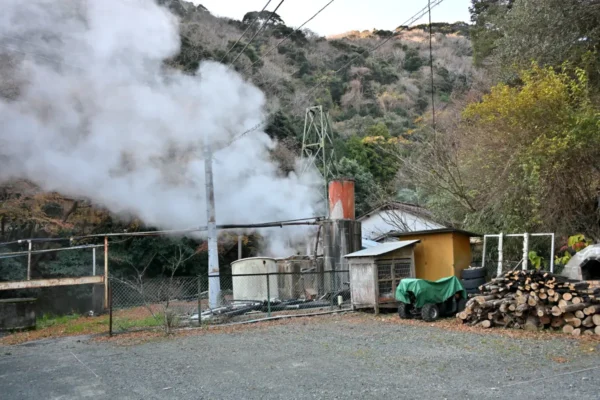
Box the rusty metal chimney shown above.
[328,179,355,220]
[321,179,361,294]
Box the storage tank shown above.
[231,257,279,301]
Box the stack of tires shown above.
[461,267,486,295]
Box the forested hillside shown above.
[1,0,599,282]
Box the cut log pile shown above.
[457,270,600,336]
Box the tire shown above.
[398,302,412,319]
[421,303,440,322]
[462,277,486,290]
[461,267,485,280]
[466,287,479,295]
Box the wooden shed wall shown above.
[397,233,454,280]
[452,233,473,278]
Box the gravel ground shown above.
[1,314,599,399]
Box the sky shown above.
[195,0,472,36]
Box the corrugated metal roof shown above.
[344,240,420,258]
[373,228,481,242]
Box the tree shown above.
[468,0,515,65]
[242,10,285,26]
[334,157,382,215]
[459,64,600,237]
[490,0,600,86]
[344,124,399,187]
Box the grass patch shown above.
[0,306,170,345]
[37,313,82,329]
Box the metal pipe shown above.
[523,233,529,270]
[550,233,555,273]
[238,235,242,260]
[497,233,503,277]
[1,218,324,246]
[104,236,108,309]
[0,244,104,258]
[482,235,487,269]
[26,240,32,280]
[108,282,113,337]
[266,273,271,317]
[92,247,96,276]
[204,140,220,309]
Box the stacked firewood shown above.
[457,270,600,336]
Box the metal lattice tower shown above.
[300,106,337,213]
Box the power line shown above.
[428,0,436,132]
[302,0,447,101]
[219,0,273,63]
[229,0,286,66]
[224,0,447,147]
[240,0,337,74]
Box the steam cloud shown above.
[0,0,324,256]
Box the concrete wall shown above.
[359,210,444,240]
[0,298,36,331]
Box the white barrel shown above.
[231,257,279,301]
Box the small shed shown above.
[344,240,420,313]
[375,228,480,281]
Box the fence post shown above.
[26,240,32,280]
[497,233,504,277]
[104,236,109,309]
[522,233,529,271]
[197,276,202,326]
[108,280,113,337]
[266,273,271,317]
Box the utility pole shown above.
[204,137,220,309]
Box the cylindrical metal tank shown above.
[322,219,362,291]
[328,179,355,220]
[231,257,279,301]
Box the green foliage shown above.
[403,48,424,72]
[460,64,600,236]
[242,10,285,26]
[334,157,381,215]
[468,0,515,65]
[169,35,213,73]
[344,123,399,186]
[555,234,593,266]
[528,251,544,270]
[265,111,301,141]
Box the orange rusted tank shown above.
[328,179,355,220]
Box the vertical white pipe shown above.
[238,235,242,260]
[523,233,529,270]
[482,236,487,269]
[550,233,555,273]
[497,233,503,277]
[92,247,96,276]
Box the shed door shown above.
[376,258,413,302]
[350,262,376,308]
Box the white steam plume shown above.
[0,0,324,257]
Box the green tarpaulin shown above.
[395,276,467,308]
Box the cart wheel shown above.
[421,303,440,322]
[398,302,412,319]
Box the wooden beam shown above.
[0,275,104,290]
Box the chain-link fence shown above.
[109,270,350,333]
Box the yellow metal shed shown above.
[375,229,480,281]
